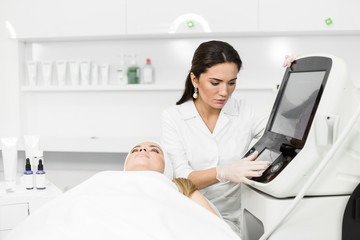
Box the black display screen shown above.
[270,71,325,140]
[256,148,281,165]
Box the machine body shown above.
[241,55,360,240]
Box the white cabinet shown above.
[0,181,62,239]
[0,203,29,231]
[5,0,360,40]
[259,0,360,32]
[126,0,258,34]
[4,0,126,39]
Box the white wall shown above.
[0,0,20,137]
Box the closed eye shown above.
[150,148,159,153]
[131,148,139,153]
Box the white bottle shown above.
[80,60,91,86]
[115,54,127,85]
[36,159,46,190]
[24,158,34,190]
[69,60,80,86]
[142,58,154,84]
[99,64,109,85]
[91,63,99,85]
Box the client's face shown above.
[125,142,165,173]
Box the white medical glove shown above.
[283,54,298,67]
[216,151,270,185]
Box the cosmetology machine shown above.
[241,55,360,240]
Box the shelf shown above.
[0,135,163,153]
[14,30,360,43]
[20,82,275,92]
[20,84,184,92]
[19,136,160,153]
[0,136,158,153]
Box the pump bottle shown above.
[36,159,46,190]
[24,158,34,190]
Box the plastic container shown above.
[1,138,18,191]
[142,58,154,84]
[115,53,127,85]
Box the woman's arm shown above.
[188,168,219,190]
[162,110,219,189]
[190,190,219,216]
[191,153,269,186]
[162,110,195,178]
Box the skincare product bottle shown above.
[91,63,99,85]
[27,61,38,86]
[100,64,109,85]
[1,138,18,191]
[41,61,53,86]
[24,158,34,190]
[142,58,154,84]
[69,60,80,86]
[127,53,140,84]
[56,60,67,86]
[80,60,91,86]
[115,54,127,85]
[24,135,40,168]
[36,159,46,190]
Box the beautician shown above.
[161,40,293,235]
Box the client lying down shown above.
[125,142,218,216]
[7,141,240,240]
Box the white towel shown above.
[7,171,240,240]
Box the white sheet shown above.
[7,171,240,240]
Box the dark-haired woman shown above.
[161,40,270,236]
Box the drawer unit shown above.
[0,203,29,230]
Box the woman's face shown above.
[192,62,238,110]
[125,142,165,173]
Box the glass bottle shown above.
[127,53,140,84]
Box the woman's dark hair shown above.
[176,40,242,105]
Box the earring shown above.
[193,87,198,99]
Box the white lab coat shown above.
[161,97,266,234]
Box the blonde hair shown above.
[172,178,198,198]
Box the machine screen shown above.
[270,71,325,140]
[256,148,281,164]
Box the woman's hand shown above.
[216,152,270,185]
[283,55,298,68]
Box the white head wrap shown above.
[123,142,173,179]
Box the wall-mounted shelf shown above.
[40,135,153,153]
[20,82,275,92]
[20,84,184,92]
[5,136,159,153]
[14,30,360,43]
